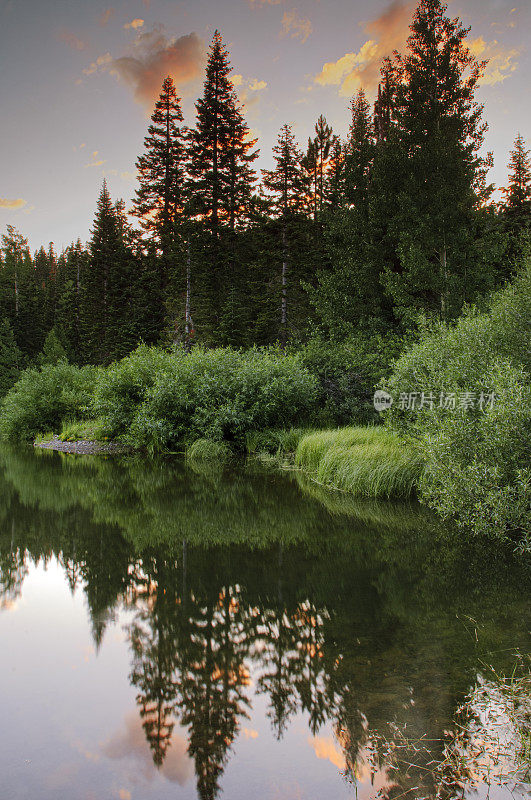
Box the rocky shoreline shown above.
[34,437,132,455]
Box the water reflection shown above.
[0,446,529,800]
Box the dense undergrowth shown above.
[382,265,531,547]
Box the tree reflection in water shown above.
[0,446,529,799]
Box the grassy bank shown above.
[293,427,424,499]
[246,425,424,500]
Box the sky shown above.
[0,0,529,251]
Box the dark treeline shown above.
[1,0,530,372]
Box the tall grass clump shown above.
[0,362,99,442]
[246,427,311,458]
[295,427,424,499]
[186,438,231,465]
[382,264,531,545]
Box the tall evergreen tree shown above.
[0,318,22,397]
[188,31,258,340]
[503,133,531,218]
[82,182,141,364]
[131,77,187,266]
[381,0,491,322]
[131,76,188,341]
[262,125,308,344]
[500,133,531,270]
[345,89,375,207]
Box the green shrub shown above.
[295,427,424,499]
[418,363,531,546]
[298,333,402,426]
[92,344,175,437]
[123,348,317,452]
[382,264,531,542]
[0,362,99,441]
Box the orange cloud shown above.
[0,198,27,210]
[249,78,267,91]
[85,150,106,168]
[83,52,113,76]
[314,1,413,95]
[58,28,89,51]
[99,8,115,27]
[124,18,144,30]
[243,727,259,739]
[281,8,312,44]
[84,30,204,109]
[308,735,346,771]
[469,36,520,85]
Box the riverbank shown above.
[34,436,132,455]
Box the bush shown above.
[382,264,531,542]
[92,344,175,437]
[0,362,99,441]
[418,363,531,546]
[295,427,424,499]
[297,333,402,426]
[96,346,318,452]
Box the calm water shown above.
[0,446,530,800]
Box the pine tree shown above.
[310,91,388,337]
[0,318,22,397]
[345,89,375,207]
[188,31,258,340]
[314,115,333,217]
[325,137,345,210]
[503,134,531,218]
[262,125,308,344]
[131,77,187,267]
[380,0,491,322]
[500,133,531,270]
[82,182,141,364]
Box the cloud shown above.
[249,78,267,91]
[0,197,27,210]
[83,30,204,109]
[314,1,413,96]
[247,0,282,6]
[243,728,259,739]
[281,9,312,44]
[124,18,144,30]
[99,8,114,27]
[58,28,89,51]
[101,712,193,785]
[469,36,520,86]
[142,0,151,7]
[85,150,106,168]
[83,52,113,75]
[308,735,346,771]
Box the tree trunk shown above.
[281,224,287,348]
[184,239,192,351]
[439,240,447,319]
